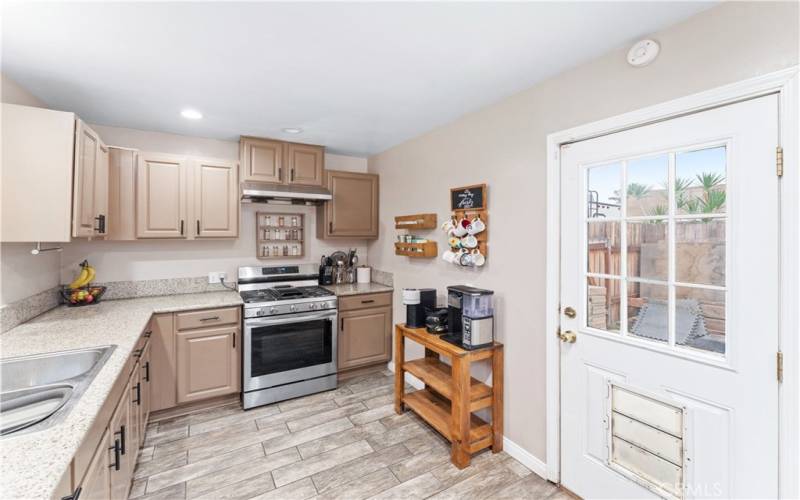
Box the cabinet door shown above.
[240,137,284,183]
[108,380,132,500]
[338,306,392,370]
[150,314,176,412]
[176,327,240,404]
[107,147,138,240]
[140,341,152,435]
[93,141,109,237]
[72,120,100,237]
[78,429,111,500]
[136,152,188,238]
[193,158,239,238]
[286,142,324,187]
[128,364,141,473]
[318,170,379,239]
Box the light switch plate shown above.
[208,272,227,284]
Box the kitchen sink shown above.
[0,345,115,436]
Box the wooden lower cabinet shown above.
[140,341,152,437]
[176,326,240,403]
[108,378,133,499]
[150,313,177,412]
[79,429,111,500]
[338,306,392,371]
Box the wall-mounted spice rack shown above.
[256,212,304,259]
[395,213,438,258]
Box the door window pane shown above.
[675,286,726,355]
[628,282,668,344]
[587,277,621,333]
[626,155,669,217]
[628,220,668,281]
[587,163,622,218]
[587,221,621,275]
[676,219,726,286]
[675,146,726,215]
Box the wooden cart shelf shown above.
[394,324,504,469]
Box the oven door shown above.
[243,309,337,391]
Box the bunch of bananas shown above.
[68,260,97,289]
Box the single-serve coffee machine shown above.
[446,286,494,348]
[403,288,436,328]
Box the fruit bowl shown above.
[61,286,107,307]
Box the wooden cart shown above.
[393,324,504,468]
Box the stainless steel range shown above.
[239,265,338,409]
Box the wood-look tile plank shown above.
[297,421,386,459]
[250,477,318,500]
[311,444,411,493]
[279,387,353,412]
[143,425,189,447]
[254,400,339,430]
[430,449,502,488]
[363,393,394,410]
[366,420,427,450]
[402,429,450,455]
[492,473,559,499]
[137,446,155,464]
[334,385,394,407]
[312,467,399,500]
[262,418,353,455]
[504,456,534,478]
[192,473,275,500]
[157,402,244,434]
[134,450,188,480]
[366,472,444,500]
[189,403,280,435]
[186,422,289,463]
[427,459,521,500]
[346,374,394,395]
[389,446,452,483]
[146,443,264,493]
[187,447,301,498]
[154,419,259,459]
[128,478,147,499]
[287,402,367,432]
[348,403,396,426]
[272,440,374,488]
[137,482,186,500]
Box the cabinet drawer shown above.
[176,307,240,330]
[338,292,392,312]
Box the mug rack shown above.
[445,183,488,267]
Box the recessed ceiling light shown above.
[181,109,203,120]
[282,127,303,134]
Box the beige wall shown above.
[366,1,799,463]
[0,74,62,305]
[61,124,369,285]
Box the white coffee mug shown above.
[442,249,457,263]
[441,217,456,233]
[452,218,468,237]
[461,234,478,249]
[467,215,486,235]
[471,249,486,267]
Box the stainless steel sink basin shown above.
[0,345,115,436]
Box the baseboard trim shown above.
[503,436,549,480]
[387,361,425,389]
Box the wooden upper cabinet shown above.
[72,120,109,238]
[286,142,324,187]
[317,170,379,239]
[136,152,188,238]
[107,147,138,241]
[241,137,284,183]
[176,326,240,404]
[193,158,239,238]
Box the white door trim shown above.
[545,66,799,497]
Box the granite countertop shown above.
[322,282,394,296]
[0,291,243,500]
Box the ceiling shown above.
[2,2,715,156]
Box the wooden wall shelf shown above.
[394,324,504,469]
[395,241,438,258]
[395,213,438,230]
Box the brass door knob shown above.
[563,306,576,319]
[559,330,577,343]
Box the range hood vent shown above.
[241,182,332,205]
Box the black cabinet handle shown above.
[199,316,220,322]
[117,425,126,455]
[361,299,375,304]
[340,318,344,331]
[329,222,333,234]
[291,169,295,182]
[134,348,143,358]
[144,361,150,382]
[232,332,236,349]
[61,486,82,500]
[180,219,184,235]
[109,439,121,470]
[133,383,141,405]
[94,214,106,233]
[144,330,152,338]
[196,220,200,235]
[278,167,282,182]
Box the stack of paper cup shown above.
[357,266,371,284]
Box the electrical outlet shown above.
[208,272,227,284]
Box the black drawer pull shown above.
[199,316,220,322]
[116,425,126,455]
[361,299,375,304]
[61,486,82,500]
[133,383,141,405]
[109,439,121,470]
[133,348,143,358]
[144,330,152,338]
[232,332,236,349]
[144,361,150,382]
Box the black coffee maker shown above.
[446,285,493,337]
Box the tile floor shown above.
[130,368,565,500]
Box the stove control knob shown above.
[309,303,316,310]
[270,307,277,314]
[290,304,296,312]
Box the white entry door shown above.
[560,95,780,499]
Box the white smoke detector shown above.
[627,39,660,67]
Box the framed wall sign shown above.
[450,183,487,211]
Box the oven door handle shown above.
[245,310,337,327]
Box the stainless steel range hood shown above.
[241,182,332,204]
